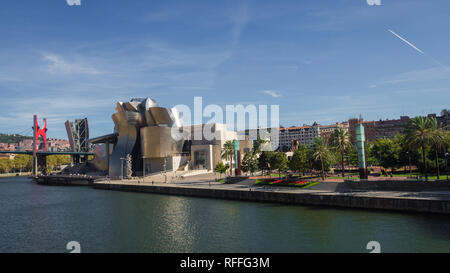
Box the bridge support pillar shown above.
[32,115,47,176]
[37,155,47,175]
[106,140,110,176]
[32,115,37,176]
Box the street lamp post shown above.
[444,152,448,180]
[142,156,145,183]
[163,157,167,183]
[407,151,412,175]
[120,157,125,180]
[345,155,349,178]
[378,151,382,176]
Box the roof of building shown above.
[89,133,118,144]
[280,126,312,131]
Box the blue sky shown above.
[0,0,449,138]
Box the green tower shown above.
[355,124,368,179]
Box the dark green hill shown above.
[0,134,32,144]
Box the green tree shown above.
[312,137,332,180]
[348,145,359,166]
[330,128,351,177]
[12,155,32,172]
[258,151,275,175]
[0,159,12,173]
[253,136,268,155]
[269,152,288,178]
[214,161,229,178]
[365,141,378,166]
[55,155,70,169]
[47,155,57,172]
[241,151,259,176]
[221,140,235,176]
[371,138,401,173]
[429,119,446,179]
[405,116,436,179]
[393,134,412,166]
[289,145,309,176]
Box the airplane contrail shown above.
[388,29,450,73]
[388,29,425,55]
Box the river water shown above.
[1,177,450,253]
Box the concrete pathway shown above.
[97,175,450,202]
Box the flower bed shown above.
[254,178,318,188]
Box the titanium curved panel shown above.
[141,126,183,158]
[123,102,139,112]
[126,111,145,127]
[144,110,156,126]
[109,103,138,177]
[141,98,158,111]
[149,107,174,126]
[131,97,158,111]
[170,108,182,128]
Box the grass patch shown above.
[382,173,449,181]
[419,176,449,181]
[268,173,286,178]
[301,182,320,189]
[390,173,421,177]
[326,176,359,180]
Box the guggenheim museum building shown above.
[89,97,253,178]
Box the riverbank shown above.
[92,179,450,215]
[0,172,31,178]
[34,174,102,185]
[31,173,450,214]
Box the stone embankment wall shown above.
[344,180,450,192]
[33,175,99,186]
[93,182,450,214]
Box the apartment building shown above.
[279,122,320,151]
[428,109,450,130]
[375,116,410,139]
[319,122,349,143]
[349,116,409,144]
[47,138,71,152]
[348,118,377,144]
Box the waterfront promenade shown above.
[92,174,450,215]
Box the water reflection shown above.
[1,177,450,253]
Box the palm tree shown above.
[429,118,446,180]
[330,128,351,177]
[221,140,234,176]
[405,116,435,180]
[312,137,331,180]
[254,136,268,155]
[214,162,229,179]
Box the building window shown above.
[194,150,207,169]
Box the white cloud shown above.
[262,90,281,98]
[41,53,103,75]
[230,3,251,47]
[140,9,181,22]
[381,66,450,85]
[394,87,450,95]
[144,40,232,70]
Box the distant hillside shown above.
[0,134,32,144]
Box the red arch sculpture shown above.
[34,116,48,152]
